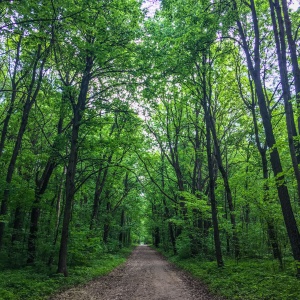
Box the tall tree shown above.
[54,0,142,275]
[0,28,53,247]
[232,0,300,274]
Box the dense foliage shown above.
[0,0,300,298]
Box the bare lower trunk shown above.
[103,202,111,244]
[47,170,65,267]
[11,206,23,244]
[205,120,223,267]
[119,209,126,247]
[209,115,239,259]
[249,82,283,265]
[203,90,223,267]
[90,155,112,230]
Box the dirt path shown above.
[50,245,222,300]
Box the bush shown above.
[167,255,300,300]
[176,233,191,259]
[0,247,133,300]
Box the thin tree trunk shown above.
[11,206,23,244]
[164,102,186,220]
[103,201,111,244]
[209,114,240,259]
[0,45,47,248]
[47,168,65,267]
[161,153,177,254]
[27,100,64,264]
[202,57,223,266]
[205,108,223,267]
[27,159,57,264]
[280,0,300,134]
[119,209,125,248]
[269,0,300,199]
[0,36,26,157]
[90,154,113,230]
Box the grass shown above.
[161,251,300,300]
[2,245,299,300]
[0,247,133,300]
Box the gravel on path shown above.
[49,245,224,300]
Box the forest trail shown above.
[50,245,222,300]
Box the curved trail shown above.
[50,245,222,300]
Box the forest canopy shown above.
[0,0,300,289]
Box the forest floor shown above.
[49,245,223,300]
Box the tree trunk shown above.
[27,107,63,264]
[280,0,300,134]
[11,206,23,244]
[57,56,93,276]
[164,102,186,220]
[27,159,57,264]
[250,85,283,266]
[0,36,24,157]
[269,0,300,199]
[119,209,125,248]
[161,154,177,254]
[202,62,223,266]
[192,107,203,194]
[0,45,46,248]
[234,0,300,275]
[103,201,111,244]
[209,113,240,259]
[205,107,223,267]
[90,154,113,230]
[47,169,65,267]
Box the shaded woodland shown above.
[0,0,300,289]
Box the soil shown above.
[49,245,223,300]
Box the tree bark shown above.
[250,85,283,266]
[0,44,47,248]
[90,154,113,230]
[11,206,23,244]
[202,59,223,267]
[205,106,223,267]
[27,100,64,264]
[47,168,65,267]
[103,201,111,244]
[234,0,300,275]
[57,55,93,276]
[209,112,240,259]
[27,158,57,264]
[0,36,26,157]
[280,0,300,134]
[268,0,300,200]
[161,153,177,254]
[119,209,126,247]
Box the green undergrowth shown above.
[160,250,300,300]
[0,247,133,300]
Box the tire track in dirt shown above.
[49,245,223,300]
